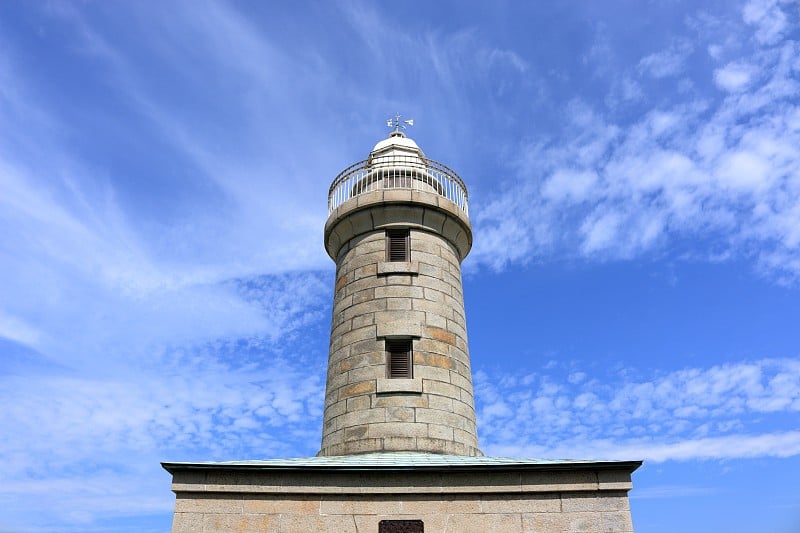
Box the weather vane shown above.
[387,113,414,133]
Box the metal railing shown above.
[327,154,469,215]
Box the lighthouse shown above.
[320,120,480,457]
[162,120,641,533]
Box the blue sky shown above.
[0,1,798,531]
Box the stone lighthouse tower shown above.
[320,121,480,457]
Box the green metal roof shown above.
[162,452,641,474]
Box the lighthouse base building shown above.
[162,128,640,532]
[164,454,638,532]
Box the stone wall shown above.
[320,227,480,456]
[168,464,638,533]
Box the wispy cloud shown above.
[638,39,694,78]
[470,1,800,282]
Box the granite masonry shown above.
[163,128,641,532]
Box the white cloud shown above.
[0,351,326,530]
[638,39,694,78]
[542,170,599,203]
[472,5,800,281]
[715,150,771,190]
[580,210,624,254]
[743,0,788,44]
[714,61,758,91]
[477,358,800,462]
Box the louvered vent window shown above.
[386,229,410,262]
[386,339,412,379]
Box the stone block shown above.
[561,491,630,512]
[427,423,454,441]
[169,471,205,492]
[413,365,451,383]
[384,273,414,285]
[321,428,343,448]
[453,427,479,448]
[445,512,522,532]
[410,436,448,454]
[351,288,375,305]
[369,421,427,438]
[520,470,598,492]
[381,436,418,451]
[325,369,348,391]
[415,408,471,431]
[422,286,446,302]
[426,326,457,345]
[377,261,420,276]
[382,188,414,203]
[344,424,370,440]
[376,378,423,393]
[320,494,403,515]
[386,297,413,310]
[349,232,384,251]
[243,494,320,514]
[374,285,424,299]
[602,510,635,532]
[460,387,474,404]
[417,261,442,278]
[325,399,346,419]
[373,394,428,408]
[445,319,467,341]
[384,205,426,226]
[171,512,204,533]
[411,297,454,318]
[329,345,350,364]
[423,379,462,399]
[335,272,351,291]
[355,190,384,209]
[449,370,473,392]
[339,380,377,399]
[411,189,441,207]
[424,312,447,329]
[354,263,377,279]
[412,250,450,272]
[342,438,383,455]
[385,406,415,422]
[426,394,454,411]
[416,352,455,370]
[480,493,561,514]
[452,398,475,419]
[346,394,371,411]
[340,325,377,346]
[338,407,385,429]
[598,470,634,491]
[347,364,383,383]
[417,338,452,356]
[451,354,472,375]
[174,494,242,514]
[422,207,446,233]
[202,513,278,533]
[283,513,361,533]
[348,338,380,356]
[342,352,381,373]
[351,312,374,329]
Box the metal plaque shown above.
[378,519,424,533]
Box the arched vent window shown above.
[386,229,410,262]
[386,339,412,379]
